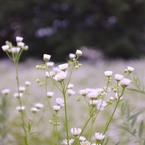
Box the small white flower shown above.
[67,89,76,95]
[47,91,54,98]
[58,63,68,71]
[43,54,51,62]
[94,132,105,141]
[95,99,107,110]
[53,71,67,82]
[56,98,64,107]
[25,81,31,86]
[2,45,9,51]
[19,86,26,92]
[11,47,21,53]
[35,103,44,109]
[69,53,76,59]
[79,89,89,96]
[87,91,99,99]
[127,66,134,72]
[120,78,131,87]
[16,36,23,42]
[1,88,10,95]
[53,105,61,112]
[76,49,82,56]
[17,42,25,47]
[46,61,55,67]
[62,139,74,145]
[14,92,23,98]
[45,71,55,78]
[104,71,113,77]
[80,140,91,145]
[67,83,74,89]
[79,136,86,141]
[16,106,25,112]
[31,107,38,113]
[71,128,82,136]
[115,74,124,81]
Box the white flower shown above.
[54,71,67,82]
[71,128,82,136]
[94,132,105,141]
[79,89,89,96]
[11,47,21,53]
[43,54,51,62]
[31,107,39,113]
[47,91,54,98]
[95,99,107,110]
[46,61,55,67]
[56,98,64,107]
[19,86,26,92]
[2,45,9,51]
[25,81,31,86]
[127,66,134,72]
[80,140,91,145]
[1,88,10,95]
[35,103,44,109]
[87,91,99,99]
[16,36,23,42]
[76,49,82,56]
[58,63,68,71]
[17,42,25,47]
[67,89,76,95]
[79,136,86,141]
[115,74,124,81]
[62,139,74,145]
[69,53,76,59]
[120,78,131,87]
[67,83,74,89]
[104,71,113,77]
[16,106,25,112]
[45,71,55,78]
[14,92,23,98]
[53,105,61,112]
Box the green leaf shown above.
[139,120,144,138]
[129,112,142,120]
[131,117,137,128]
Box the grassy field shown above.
[0,58,145,145]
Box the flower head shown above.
[115,74,124,81]
[1,88,10,95]
[71,128,82,136]
[76,49,82,57]
[16,36,23,42]
[35,103,44,109]
[58,63,68,71]
[47,91,54,98]
[104,71,113,77]
[54,71,67,82]
[53,105,61,112]
[94,132,105,141]
[127,66,134,72]
[43,54,51,62]
[120,78,131,87]
[2,45,9,52]
[69,53,76,59]
[62,139,74,145]
[16,106,25,112]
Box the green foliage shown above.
[1,0,145,61]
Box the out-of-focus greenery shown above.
[1,0,145,61]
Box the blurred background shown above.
[1,0,145,61]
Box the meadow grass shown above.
[0,58,145,145]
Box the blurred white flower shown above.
[69,53,76,59]
[56,98,64,107]
[2,45,9,51]
[67,83,74,89]
[16,106,25,112]
[14,92,23,98]
[76,49,82,56]
[79,89,89,96]
[47,91,54,98]
[120,78,131,87]
[58,63,68,71]
[46,61,55,67]
[31,107,39,113]
[11,47,21,53]
[71,128,82,136]
[62,139,74,145]
[1,88,10,95]
[104,71,113,77]
[94,132,105,141]
[45,71,55,78]
[95,99,107,110]
[54,71,67,82]
[127,66,134,72]
[35,103,44,109]
[80,140,91,145]
[17,42,25,47]
[79,136,86,141]
[115,74,124,81]
[16,36,23,42]
[67,89,76,96]
[53,105,61,112]
[25,81,31,86]
[43,54,51,62]
[19,86,26,92]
